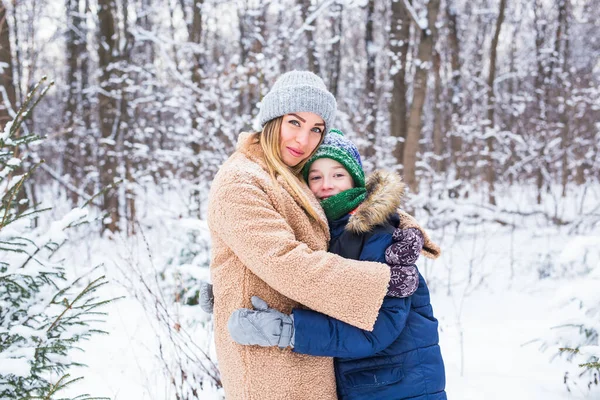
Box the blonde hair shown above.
[257,117,325,222]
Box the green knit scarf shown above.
[320,187,367,222]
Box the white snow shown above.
[0,359,31,378]
[1,120,13,142]
[6,182,599,400]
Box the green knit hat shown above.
[303,129,365,188]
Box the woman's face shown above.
[279,112,325,167]
[307,158,354,201]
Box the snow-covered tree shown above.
[1,78,112,399]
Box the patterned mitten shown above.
[385,228,425,266]
[386,264,419,298]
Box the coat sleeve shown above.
[208,180,390,331]
[397,210,441,259]
[292,297,411,358]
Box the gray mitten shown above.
[199,281,214,314]
[228,296,295,349]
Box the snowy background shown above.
[40,181,597,400]
[1,0,600,398]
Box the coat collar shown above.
[236,132,330,237]
[346,170,406,234]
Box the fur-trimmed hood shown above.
[347,170,441,260]
[347,170,405,234]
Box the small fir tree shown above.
[1,77,112,399]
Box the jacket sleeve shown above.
[208,180,390,331]
[290,230,410,357]
[292,297,411,358]
[358,231,393,263]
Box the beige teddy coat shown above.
[207,132,396,400]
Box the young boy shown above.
[228,129,446,400]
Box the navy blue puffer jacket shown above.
[292,171,446,400]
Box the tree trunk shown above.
[64,0,82,204]
[80,0,94,196]
[328,1,343,99]
[533,0,547,204]
[389,0,410,167]
[432,49,444,172]
[1,0,28,215]
[506,22,519,186]
[485,0,507,206]
[446,0,463,180]
[190,0,203,89]
[402,0,441,193]
[189,0,204,218]
[97,0,120,233]
[121,0,136,236]
[363,0,377,159]
[0,0,17,126]
[297,0,320,75]
[10,2,21,106]
[558,0,570,196]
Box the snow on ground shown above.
[53,184,599,399]
[438,287,592,400]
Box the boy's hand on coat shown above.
[228,296,295,349]
[385,227,425,266]
[199,281,214,314]
[386,264,419,298]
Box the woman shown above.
[207,71,423,399]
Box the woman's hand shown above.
[228,296,295,349]
[199,281,214,314]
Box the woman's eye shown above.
[289,120,301,127]
[334,174,345,178]
[311,127,323,134]
[309,176,321,181]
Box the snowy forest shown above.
[1,0,599,398]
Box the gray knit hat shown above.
[258,71,337,133]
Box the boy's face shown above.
[307,158,354,200]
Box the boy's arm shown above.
[287,230,416,358]
[292,297,411,358]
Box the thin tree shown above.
[297,0,320,75]
[327,1,343,99]
[182,0,204,218]
[446,0,463,181]
[389,0,410,167]
[97,0,120,233]
[533,0,548,204]
[432,47,444,172]
[0,0,16,127]
[556,0,570,196]
[363,0,377,159]
[64,0,84,204]
[485,0,507,206]
[402,0,441,193]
